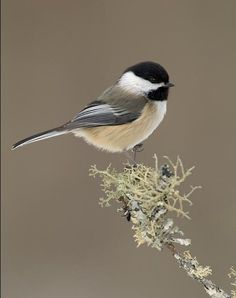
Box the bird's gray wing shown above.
[64,88,147,129]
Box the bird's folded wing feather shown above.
[63,88,147,129]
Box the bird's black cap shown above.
[124,61,169,84]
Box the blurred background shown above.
[2,1,236,297]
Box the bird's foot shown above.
[124,151,136,165]
[123,143,144,165]
[132,143,144,163]
[132,143,144,153]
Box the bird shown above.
[12,61,174,157]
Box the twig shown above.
[90,156,233,298]
[165,244,231,298]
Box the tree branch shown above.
[90,156,234,298]
[166,245,231,298]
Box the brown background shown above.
[2,1,236,298]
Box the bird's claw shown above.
[132,143,144,153]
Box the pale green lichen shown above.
[90,155,200,250]
[174,251,233,297]
[228,267,236,298]
[182,250,212,279]
[90,155,234,297]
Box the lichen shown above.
[182,250,212,279]
[90,155,233,297]
[90,155,200,250]
[228,267,236,298]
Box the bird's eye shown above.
[149,77,156,83]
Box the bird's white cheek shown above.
[119,71,163,95]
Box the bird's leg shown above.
[124,151,136,165]
[123,143,144,165]
[132,143,144,163]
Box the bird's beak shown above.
[164,82,175,88]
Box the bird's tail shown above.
[12,126,68,150]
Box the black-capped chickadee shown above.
[12,61,174,153]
